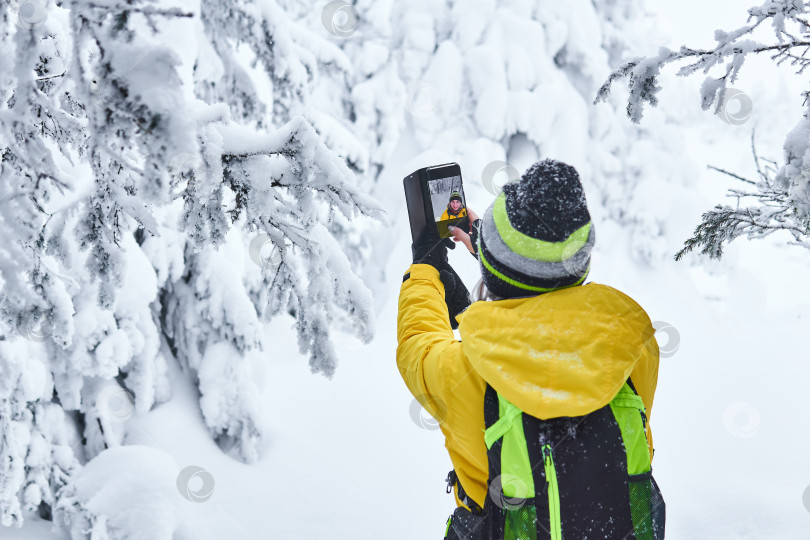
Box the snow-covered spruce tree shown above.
[596,0,810,259]
[0,0,381,533]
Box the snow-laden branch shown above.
[217,117,384,223]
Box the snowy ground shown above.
[9,2,810,539]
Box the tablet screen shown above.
[427,174,468,238]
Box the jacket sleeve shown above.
[396,264,463,425]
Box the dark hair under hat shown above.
[477,159,595,299]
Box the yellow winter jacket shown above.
[396,264,660,512]
[440,207,467,221]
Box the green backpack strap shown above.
[610,381,662,540]
[608,382,651,475]
[483,392,551,540]
[483,393,535,499]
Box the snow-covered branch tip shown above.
[596,1,810,123]
[675,131,810,261]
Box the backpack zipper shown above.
[542,444,562,540]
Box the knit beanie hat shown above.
[477,159,595,299]
[449,190,462,202]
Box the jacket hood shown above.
[455,282,657,420]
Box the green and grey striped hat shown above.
[477,159,595,299]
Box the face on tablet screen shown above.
[427,175,467,237]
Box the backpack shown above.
[444,378,665,540]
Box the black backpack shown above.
[444,379,665,539]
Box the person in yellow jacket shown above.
[398,159,664,539]
[440,190,468,221]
